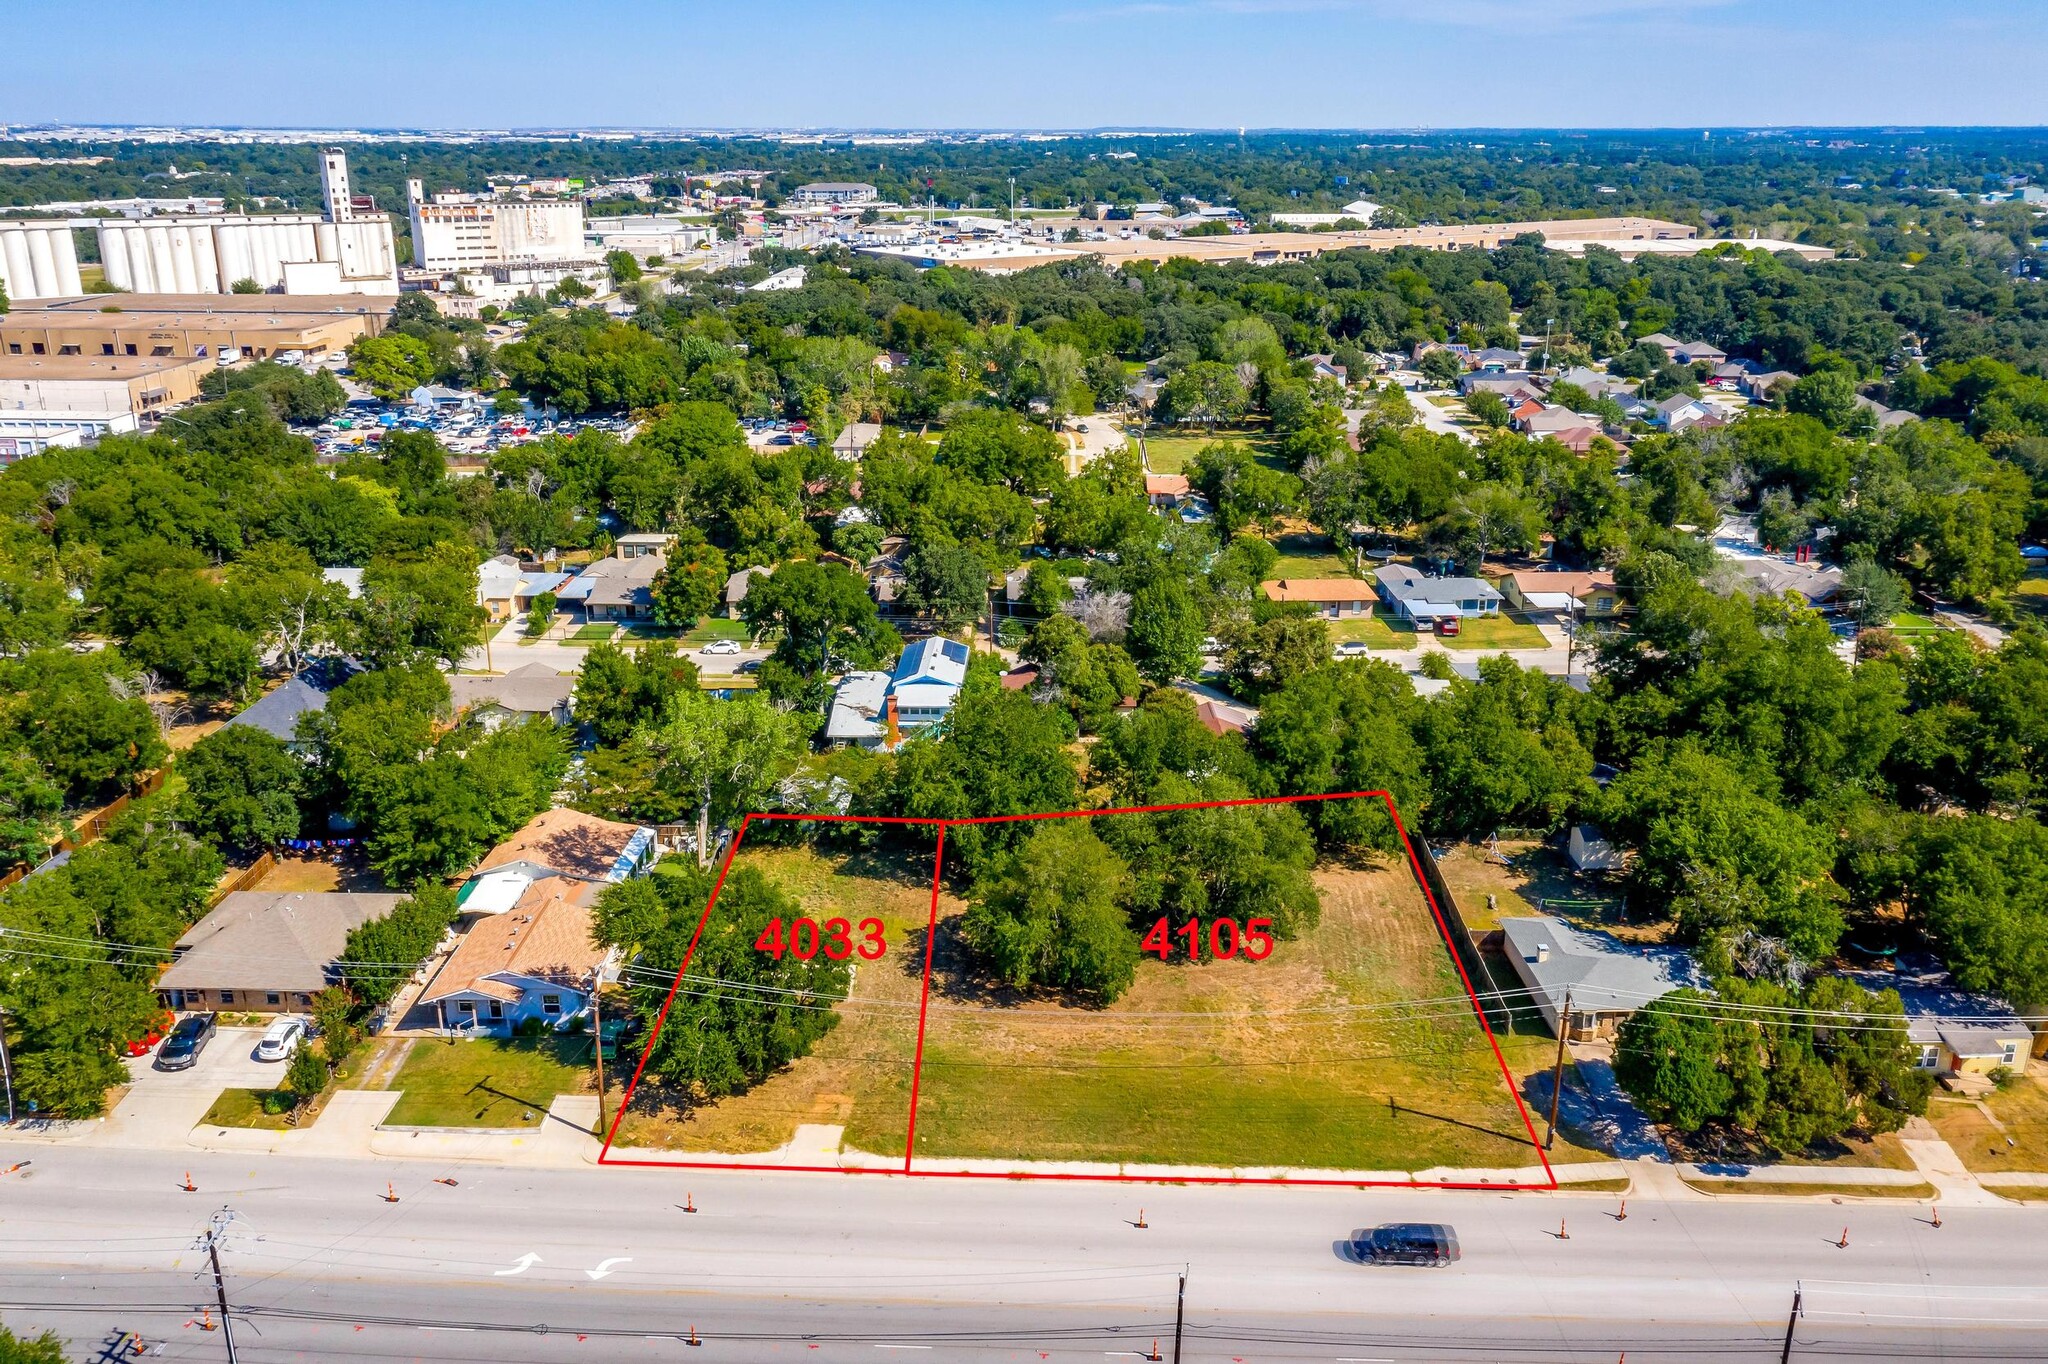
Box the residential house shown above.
[478,555,572,623]
[1460,372,1541,400]
[832,422,883,460]
[824,635,971,749]
[1854,394,1919,430]
[1907,1019,2031,1089]
[615,532,675,560]
[1469,346,1526,371]
[1670,340,1728,367]
[1304,353,1350,385]
[1261,576,1376,620]
[1519,405,1597,438]
[724,564,771,618]
[223,668,348,751]
[156,891,406,1013]
[1144,473,1190,508]
[1728,558,1843,607]
[322,566,364,600]
[1373,564,1504,622]
[420,877,613,1032]
[1499,568,1622,619]
[448,662,575,731]
[1652,393,1711,431]
[1739,370,1799,402]
[556,551,663,623]
[1412,341,1471,363]
[1499,914,1704,1039]
[458,806,660,918]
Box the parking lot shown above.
[301,398,637,461]
[97,1024,295,1147]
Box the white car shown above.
[253,1018,306,1062]
[1334,641,1371,659]
[700,639,745,656]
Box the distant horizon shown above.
[10,123,2048,139]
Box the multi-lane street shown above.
[1,1145,2044,1362]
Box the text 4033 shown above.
[753,916,887,962]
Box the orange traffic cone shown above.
[687,1325,702,1347]
[1145,1341,1162,1362]
[434,1177,459,1187]
[197,1309,217,1332]
[1931,1205,1942,1228]
[1615,1198,1627,1222]
[382,1181,400,1204]
[181,1171,197,1192]
[1837,1227,1850,1249]
[683,1192,697,1213]
[1134,1208,1148,1229]
[1558,1217,1570,1240]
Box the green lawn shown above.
[566,623,619,645]
[1440,614,1551,650]
[1266,532,1358,580]
[1141,424,1284,474]
[382,1035,595,1128]
[1330,610,1415,648]
[682,616,751,646]
[1887,610,1946,635]
[201,1088,300,1130]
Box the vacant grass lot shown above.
[610,842,943,1156]
[1140,424,1284,474]
[382,1035,594,1128]
[909,840,1561,1173]
[1266,531,1358,580]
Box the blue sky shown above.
[8,0,2046,130]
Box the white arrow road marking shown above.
[492,1253,542,1276]
[586,1257,633,1280]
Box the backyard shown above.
[380,1034,595,1128]
[1266,530,1357,580]
[1139,423,1285,474]
[608,842,941,1156]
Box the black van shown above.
[1353,1223,1461,1266]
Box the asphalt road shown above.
[3,1145,2045,1362]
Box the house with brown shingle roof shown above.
[420,878,613,1032]
[1261,576,1376,619]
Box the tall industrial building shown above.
[406,179,593,271]
[0,149,398,301]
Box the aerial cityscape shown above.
[2,3,2048,1362]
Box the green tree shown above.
[634,691,811,864]
[1418,349,1464,389]
[900,541,989,630]
[355,544,484,670]
[1838,554,1909,629]
[340,884,460,1007]
[650,532,728,628]
[605,249,644,286]
[1125,577,1206,686]
[742,559,899,675]
[177,725,303,857]
[524,589,558,638]
[0,750,63,869]
[0,1326,65,1364]
[1613,991,1735,1131]
[226,541,348,677]
[961,820,1139,1001]
[1250,658,1427,851]
[347,333,437,402]
[572,640,697,748]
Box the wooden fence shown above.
[1403,834,1505,1029]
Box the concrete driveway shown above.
[96,1026,288,1148]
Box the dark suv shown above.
[1353,1223,1460,1266]
[153,1013,218,1072]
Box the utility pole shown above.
[203,1208,241,1363]
[0,1005,15,1125]
[1171,1268,1186,1364]
[592,983,608,1136]
[1545,988,1572,1150]
[1780,1282,1803,1363]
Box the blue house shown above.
[824,636,971,749]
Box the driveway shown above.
[456,621,770,679]
[96,1026,288,1148]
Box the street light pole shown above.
[0,1005,15,1125]
[203,1209,241,1363]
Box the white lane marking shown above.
[586,1256,634,1280]
[492,1252,542,1276]
[420,1326,475,1333]
[874,1348,934,1352]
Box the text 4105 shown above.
[1140,916,1275,962]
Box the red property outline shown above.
[598,792,1558,1190]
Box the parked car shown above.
[1334,640,1370,659]
[1433,617,1462,637]
[1352,1223,1460,1267]
[153,1013,219,1072]
[253,1018,306,1062]
[122,1011,175,1058]
[700,639,744,655]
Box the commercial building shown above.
[407,179,594,271]
[586,214,713,262]
[0,149,398,300]
[0,293,391,364]
[791,182,878,206]
[0,352,212,419]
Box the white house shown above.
[420,878,613,1033]
[825,636,971,749]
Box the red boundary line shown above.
[598,792,1557,1191]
